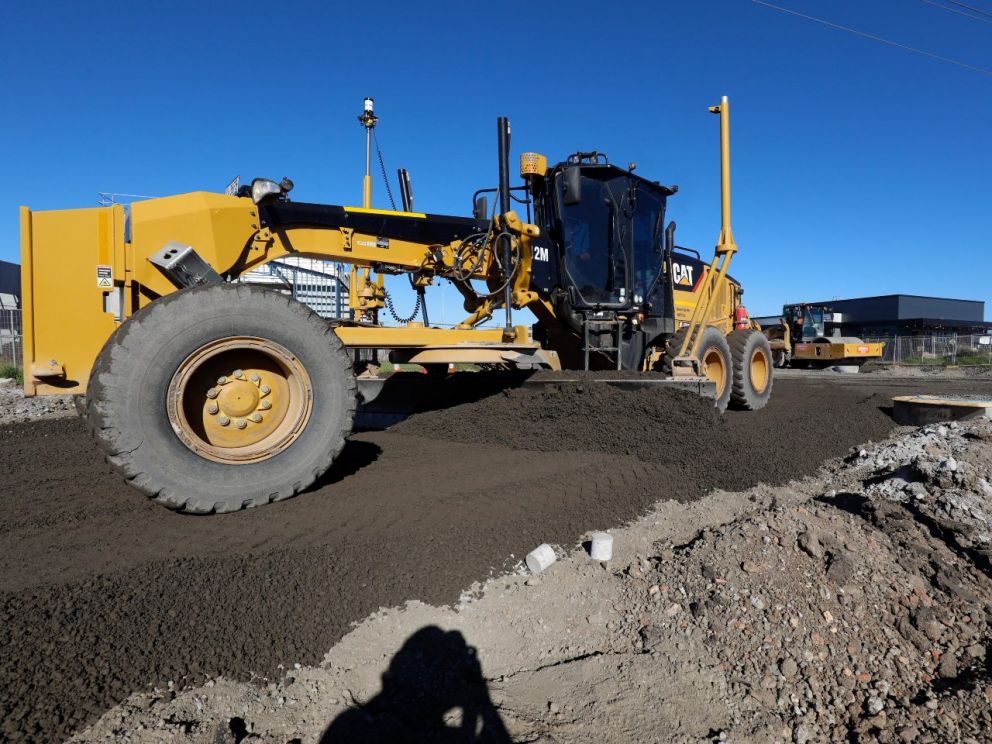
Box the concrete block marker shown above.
[590,531,614,561]
[526,543,556,574]
[892,394,992,426]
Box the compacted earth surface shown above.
[1,373,991,742]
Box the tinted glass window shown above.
[559,176,627,306]
[630,185,665,304]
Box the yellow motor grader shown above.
[19,97,772,513]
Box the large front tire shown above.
[728,329,773,410]
[88,284,356,514]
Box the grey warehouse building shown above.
[0,259,20,309]
[756,294,990,338]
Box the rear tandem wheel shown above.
[728,329,773,410]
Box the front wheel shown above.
[87,284,356,514]
[663,326,733,412]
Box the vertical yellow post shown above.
[677,95,740,358]
[711,95,737,256]
[362,174,372,210]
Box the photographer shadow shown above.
[321,625,511,743]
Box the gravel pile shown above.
[0,378,74,424]
[616,419,992,742]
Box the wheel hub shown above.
[167,337,313,464]
[750,349,769,393]
[217,378,261,419]
[703,349,726,396]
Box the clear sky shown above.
[3,0,990,319]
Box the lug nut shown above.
[250,373,260,383]
[235,418,247,429]
[259,400,272,410]
[217,376,228,385]
[218,415,230,426]
[249,412,262,423]
[259,385,271,396]
[206,387,220,399]
[233,369,245,379]
[207,402,219,414]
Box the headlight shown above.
[251,178,282,205]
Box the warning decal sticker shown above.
[97,265,112,288]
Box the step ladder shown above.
[582,318,623,371]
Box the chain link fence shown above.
[865,334,992,366]
[1,308,22,369]
[239,258,348,320]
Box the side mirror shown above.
[562,166,582,206]
[473,195,488,220]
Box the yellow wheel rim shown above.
[702,348,727,397]
[167,337,313,464]
[750,347,770,394]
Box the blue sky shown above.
[2,0,990,319]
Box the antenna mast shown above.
[358,97,378,208]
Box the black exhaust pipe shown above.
[397,168,413,212]
[497,117,512,331]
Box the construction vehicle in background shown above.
[761,303,884,368]
[19,96,773,514]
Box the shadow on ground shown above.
[321,625,511,743]
[305,439,382,491]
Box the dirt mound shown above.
[396,379,898,492]
[399,382,720,459]
[2,377,989,742]
[73,417,992,744]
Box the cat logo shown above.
[672,262,695,288]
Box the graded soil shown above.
[2,376,991,742]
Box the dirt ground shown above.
[2,374,992,742]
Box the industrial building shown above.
[0,259,19,308]
[755,294,990,338]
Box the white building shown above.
[240,257,349,319]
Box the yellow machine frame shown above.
[19,197,557,395]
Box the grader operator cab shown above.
[522,150,678,369]
[20,97,773,514]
